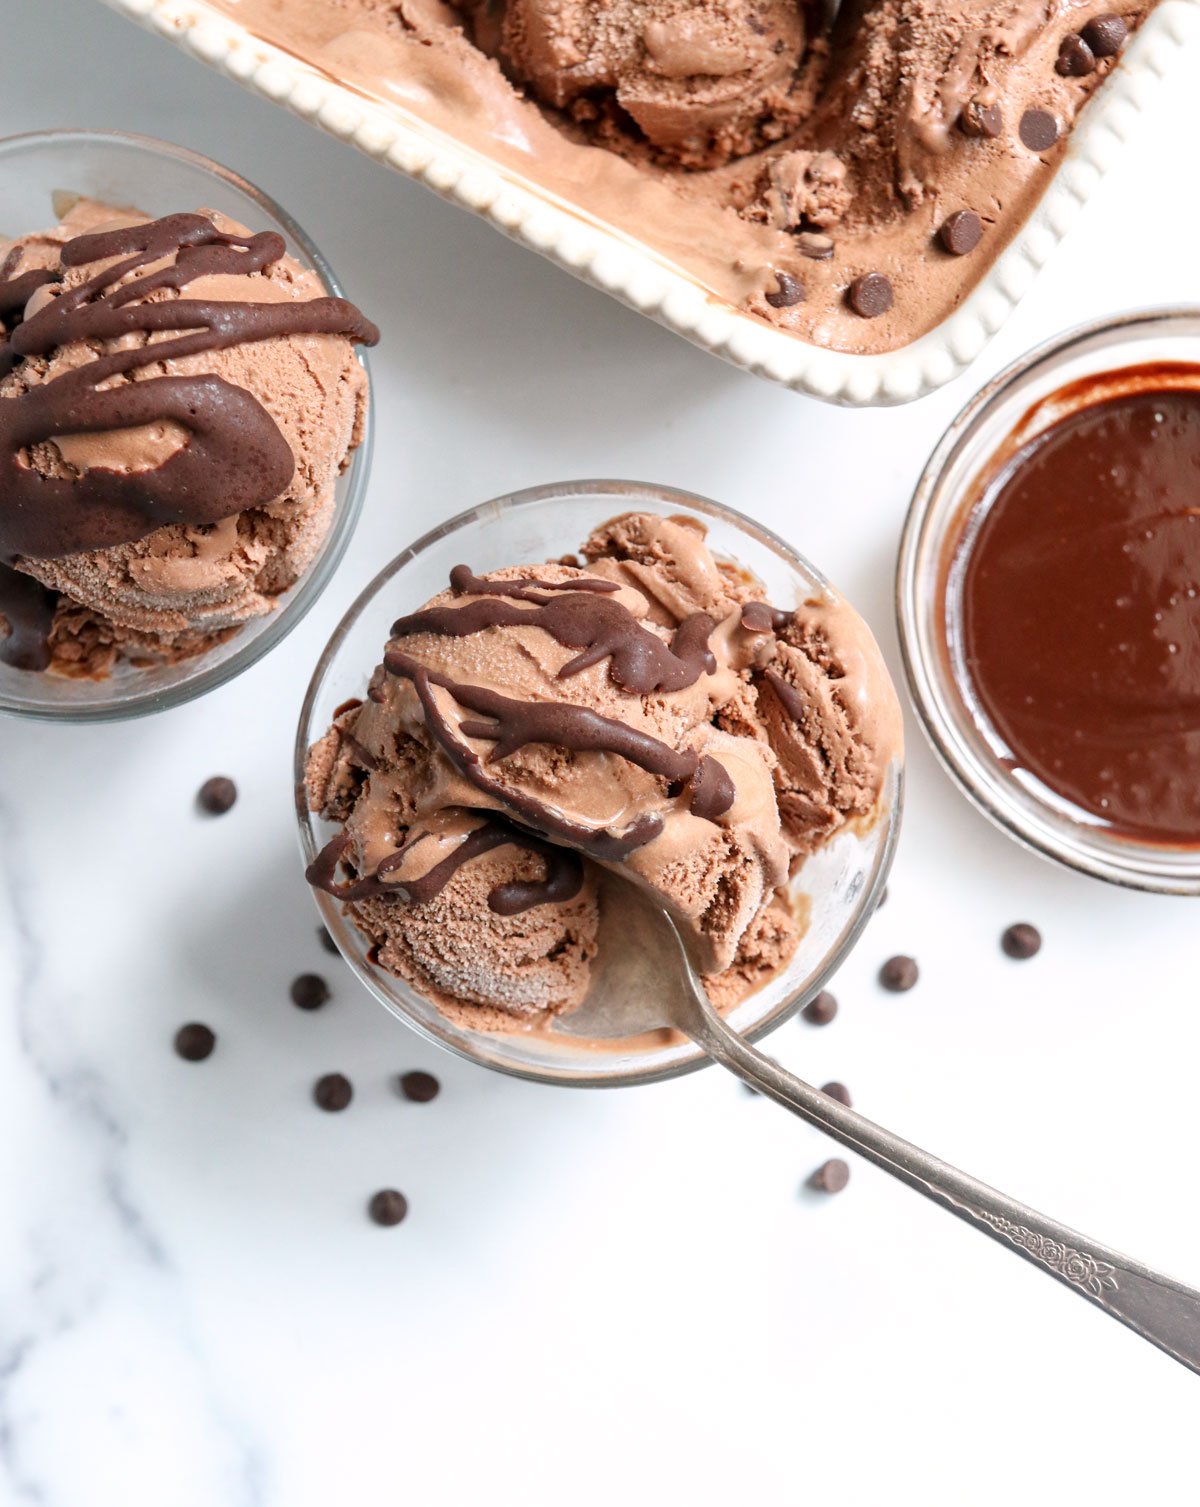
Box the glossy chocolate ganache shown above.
[0,204,377,676]
[958,368,1200,844]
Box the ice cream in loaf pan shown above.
[306,513,903,1030]
[0,198,378,677]
[209,0,1150,354]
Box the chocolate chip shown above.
[1001,923,1042,960]
[291,973,330,1011]
[197,776,236,815]
[796,231,835,261]
[368,1189,409,1226]
[960,98,1003,138]
[1056,33,1097,74]
[802,990,838,1025]
[1019,108,1059,152]
[821,1081,852,1107]
[317,926,339,956]
[1081,12,1127,55]
[847,272,893,319]
[174,1022,216,1062]
[765,270,805,309]
[314,1072,353,1112]
[880,955,919,992]
[939,209,983,256]
[809,1158,850,1194]
[399,1070,440,1103]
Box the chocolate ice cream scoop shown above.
[0,198,377,677]
[305,511,901,1027]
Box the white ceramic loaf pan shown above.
[97,0,1197,405]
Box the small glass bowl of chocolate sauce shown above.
[0,130,372,722]
[899,310,1200,892]
[296,481,902,1088]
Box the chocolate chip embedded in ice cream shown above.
[847,273,893,319]
[0,198,377,677]
[765,270,805,308]
[1056,34,1097,75]
[1019,109,1060,151]
[939,210,983,256]
[1081,13,1128,55]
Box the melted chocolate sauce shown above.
[959,377,1200,843]
[404,660,665,861]
[740,601,792,634]
[384,647,734,835]
[448,564,620,600]
[392,590,717,695]
[0,212,378,562]
[0,562,56,669]
[306,818,583,915]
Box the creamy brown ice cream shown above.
[0,197,377,677]
[305,512,902,1029]
[206,0,1151,354]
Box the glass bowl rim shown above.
[294,477,903,1089]
[0,126,373,723]
[896,305,1200,894]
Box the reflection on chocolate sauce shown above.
[959,376,1200,843]
[306,818,583,915]
[0,212,379,562]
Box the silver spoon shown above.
[585,874,1200,1375]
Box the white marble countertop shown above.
[3,4,1199,1502]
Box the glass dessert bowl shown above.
[0,128,374,722]
[295,480,902,1088]
[898,309,1200,893]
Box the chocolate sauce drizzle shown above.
[447,564,620,601]
[392,582,717,696]
[385,648,734,855]
[741,601,793,634]
[306,819,583,916]
[0,212,379,563]
[0,563,56,669]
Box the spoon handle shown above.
[688,991,1200,1375]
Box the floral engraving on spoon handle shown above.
[975,1210,1119,1299]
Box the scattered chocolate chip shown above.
[960,97,1004,138]
[174,1022,216,1062]
[1001,923,1042,960]
[1019,108,1059,152]
[317,926,339,956]
[368,1189,409,1226]
[765,270,805,309]
[802,990,838,1025]
[809,1158,850,1194]
[1056,33,1096,75]
[399,1070,440,1103]
[197,776,237,815]
[847,272,893,319]
[939,209,983,256]
[314,1072,353,1112]
[880,955,919,992]
[821,1081,852,1107]
[796,231,835,261]
[291,973,330,1011]
[1081,12,1127,55]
